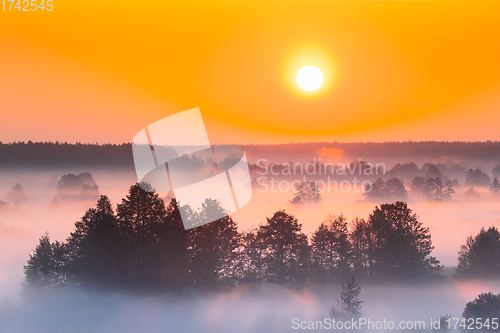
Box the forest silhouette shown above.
[23,183,446,294]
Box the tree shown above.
[411,177,454,201]
[55,173,99,201]
[157,198,191,289]
[239,228,266,283]
[114,183,191,291]
[368,202,442,281]
[492,165,500,178]
[112,183,169,290]
[443,179,455,200]
[465,187,481,199]
[364,178,408,201]
[455,227,500,279]
[490,177,500,195]
[311,215,352,282]
[329,275,363,320]
[55,174,83,200]
[424,177,444,201]
[258,210,310,284]
[23,233,68,292]
[289,181,322,205]
[465,169,491,187]
[66,195,120,288]
[385,178,408,200]
[79,184,100,201]
[187,198,240,288]
[463,292,500,331]
[389,162,419,178]
[4,183,27,204]
[424,164,444,179]
[364,178,385,199]
[410,176,426,195]
[78,172,100,201]
[350,217,373,281]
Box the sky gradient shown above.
[1,0,500,144]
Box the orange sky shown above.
[1,0,500,144]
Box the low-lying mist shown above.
[1,280,500,333]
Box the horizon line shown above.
[2,140,500,146]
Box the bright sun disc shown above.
[296,65,324,91]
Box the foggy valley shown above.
[1,142,500,332]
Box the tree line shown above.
[364,172,500,202]
[4,141,500,170]
[243,141,500,162]
[23,184,445,294]
[21,182,500,327]
[0,141,133,170]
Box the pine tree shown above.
[115,183,185,291]
[23,233,68,292]
[66,195,119,288]
[329,274,363,320]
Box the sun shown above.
[296,65,324,91]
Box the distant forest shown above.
[0,142,134,170]
[244,141,500,162]
[2,141,500,169]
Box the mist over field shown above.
[2,142,500,331]
[2,282,500,333]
